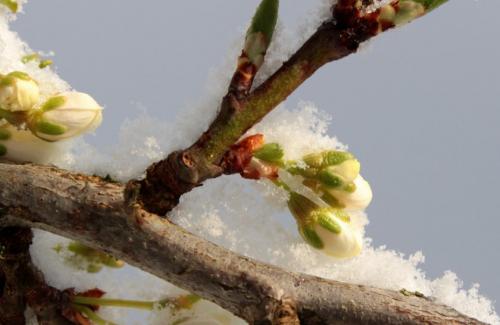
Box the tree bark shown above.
[0,162,485,325]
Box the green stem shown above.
[72,296,158,311]
[71,304,117,325]
[196,26,344,163]
[271,179,292,192]
[193,0,449,165]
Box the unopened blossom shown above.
[0,71,39,112]
[29,91,102,141]
[288,192,362,258]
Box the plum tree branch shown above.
[0,162,484,325]
[133,0,450,216]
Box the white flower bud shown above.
[30,92,102,141]
[312,210,362,258]
[323,174,373,211]
[288,192,363,259]
[0,71,39,112]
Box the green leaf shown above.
[253,142,284,163]
[247,0,279,43]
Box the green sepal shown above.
[287,165,318,178]
[316,211,342,234]
[318,169,343,188]
[0,143,6,156]
[0,128,11,140]
[321,191,345,209]
[40,96,66,112]
[0,0,18,13]
[253,143,284,163]
[300,226,324,249]
[0,71,31,87]
[303,151,354,168]
[288,192,318,224]
[36,120,67,136]
[21,53,40,64]
[39,59,53,69]
[6,71,31,81]
[335,209,351,223]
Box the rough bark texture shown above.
[0,162,485,325]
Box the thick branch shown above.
[0,162,484,325]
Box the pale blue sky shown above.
[13,0,500,311]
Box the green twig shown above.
[72,296,158,311]
[71,304,117,325]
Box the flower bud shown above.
[0,71,39,112]
[29,92,102,141]
[288,192,362,258]
[296,150,372,211]
[322,174,373,210]
[317,159,361,188]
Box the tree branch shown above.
[133,0,450,215]
[0,162,484,325]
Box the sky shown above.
[12,0,500,312]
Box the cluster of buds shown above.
[230,135,372,259]
[290,150,372,211]
[0,71,102,160]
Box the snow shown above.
[1,1,498,324]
